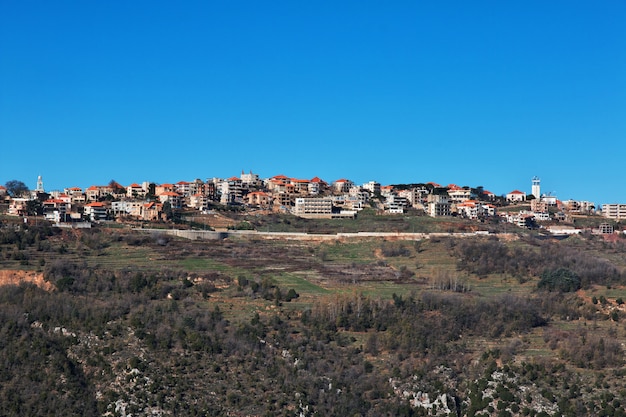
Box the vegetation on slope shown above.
[1,217,626,416]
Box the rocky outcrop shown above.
[0,270,54,291]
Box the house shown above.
[158,191,182,209]
[504,211,535,228]
[63,187,86,203]
[290,178,310,195]
[154,183,174,196]
[111,200,144,218]
[380,185,394,197]
[126,183,145,198]
[245,191,271,209]
[85,185,102,201]
[309,177,328,195]
[456,200,481,219]
[8,198,30,216]
[332,179,353,194]
[83,202,108,221]
[175,181,193,197]
[506,190,526,202]
[140,202,164,221]
[42,198,71,222]
[189,193,209,210]
[479,190,495,200]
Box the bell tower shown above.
[36,175,44,193]
[531,176,540,200]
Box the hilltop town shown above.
[1,173,623,234]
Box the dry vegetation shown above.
[1,215,626,416]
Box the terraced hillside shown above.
[1,217,626,416]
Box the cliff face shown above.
[0,270,54,291]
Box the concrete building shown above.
[294,197,333,217]
[602,204,626,220]
[428,194,451,217]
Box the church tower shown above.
[36,175,45,193]
[531,176,540,200]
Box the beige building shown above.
[602,204,626,220]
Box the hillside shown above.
[1,215,626,416]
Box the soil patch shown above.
[0,270,54,291]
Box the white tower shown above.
[531,176,540,200]
[36,175,44,193]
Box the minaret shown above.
[531,176,540,200]
[36,175,44,193]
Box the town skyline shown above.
[1,171,598,206]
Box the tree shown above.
[108,180,125,194]
[163,201,173,220]
[25,199,43,216]
[5,180,29,197]
[538,268,581,292]
[146,183,156,201]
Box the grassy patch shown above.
[272,272,331,295]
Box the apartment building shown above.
[332,179,353,194]
[294,197,333,218]
[428,194,451,217]
[158,191,183,209]
[111,200,144,218]
[83,202,108,221]
[447,186,471,204]
[602,204,626,220]
[126,183,145,198]
[362,181,381,195]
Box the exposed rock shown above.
[0,269,54,291]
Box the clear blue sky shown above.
[1,1,625,205]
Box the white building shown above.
[506,190,526,202]
[294,197,333,218]
[362,181,381,195]
[602,204,626,220]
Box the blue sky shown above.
[1,1,625,205]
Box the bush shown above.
[538,268,581,292]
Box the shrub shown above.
[538,268,581,292]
